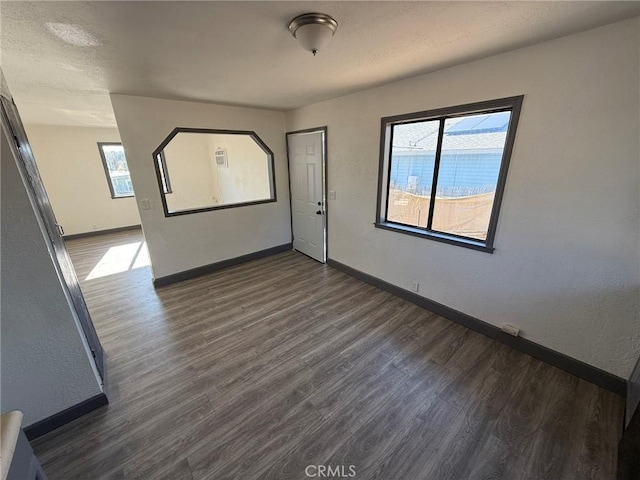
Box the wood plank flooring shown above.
[31,229,624,479]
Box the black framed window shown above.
[152,128,277,217]
[97,142,134,198]
[375,96,523,252]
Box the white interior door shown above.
[288,130,326,263]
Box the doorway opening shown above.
[1,76,151,385]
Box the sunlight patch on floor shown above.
[86,241,150,280]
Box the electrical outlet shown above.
[411,280,419,292]
[92,224,98,230]
[140,199,151,210]
[328,190,336,200]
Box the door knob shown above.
[317,201,322,206]
[316,210,322,215]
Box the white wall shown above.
[286,18,640,378]
[110,94,290,280]
[1,123,103,426]
[25,125,141,235]
[206,134,272,205]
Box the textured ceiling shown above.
[2,1,639,127]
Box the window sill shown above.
[374,222,494,253]
[164,197,277,217]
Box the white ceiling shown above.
[2,1,639,127]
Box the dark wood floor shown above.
[32,229,624,479]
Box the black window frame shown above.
[152,127,277,217]
[375,95,523,253]
[97,142,135,199]
[156,150,172,194]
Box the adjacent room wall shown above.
[1,123,103,426]
[110,95,290,280]
[25,125,141,235]
[161,132,272,213]
[206,134,272,205]
[163,132,217,212]
[286,18,640,378]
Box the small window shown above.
[97,143,134,198]
[375,96,523,252]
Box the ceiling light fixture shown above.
[288,13,338,56]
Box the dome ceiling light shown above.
[288,13,338,56]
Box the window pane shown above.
[431,111,510,240]
[386,120,440,228]
[102,145,134,197]
[158,132,275,214]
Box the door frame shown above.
[1,77,105,383]
[286,126,328,263]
